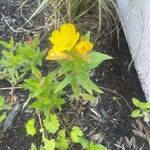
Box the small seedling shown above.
[131,98,150,122]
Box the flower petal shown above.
[48,23,80,52]
[46,50,72,60]
[76,41,93,55]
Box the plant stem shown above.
[38,113,45,138]
[0,87,22,90]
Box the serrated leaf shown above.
[59,61,74,75]
[70,126,83,143]
[22,78,44,98]
[54,76,73,94]
[131,109,142,118]
[44,72,57,86]
[56,129,68,150]
[43,138,55,150]
[43,114,60,134]
[32,66,42,79]
[31,35,40,49]
[26,118,36,136]
[88,52,112,69]
[0,40,13,49]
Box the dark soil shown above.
[0,0,149,150]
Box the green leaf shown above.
[90,80,103,94]
[0,113,6,123]
[81,93,96,101]
[70,126,83,143]
[83,31,91,41]
[44,72,57,86]
[22,78,44,98]
[76,71,92,95]
[0,96,5,106]
[142,102,150,109]
[132,98,142,108]
[40,145,44,150]
[131,109,142,118]
[43,113,60,134]
[88,141,107,150]
[17,41,43,68]
[79,137,90,149]
[43,138,55,150]
[71,80,81,99]
[31,35,40,48]
[32,66,42,79]
[88,52,112,69]
[30,143,37,150]
[54,76,73,94]
[1,50,23,67]
[0,96,11,111]
[26,118,36,136]
[10,36,14,49]
[0,40,13,49]
[58,61,74,75]
[56,129,68,150]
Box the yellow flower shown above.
[46,50,72,60]
[76,41,93,59]
[49,23,80,52]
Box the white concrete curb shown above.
[116,0,150,101]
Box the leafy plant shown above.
[0,35,42,86]
[0,23,110,150]
[27,114,107,150]
[23,23,109,149]
[70,126,107,150]
[43,113,60,134]
[21,71,64,115]
[70,126,83,143]
[0,96,12,123]
[46,24,112,100]
[56,129,69,150]
[26,118,36,136]
[131,98,150,122]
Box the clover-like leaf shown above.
[43,113,60,134]
[26,118,36,136]
[56,129,68,150]
[43,138,55,150]
[70,126,83,143]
